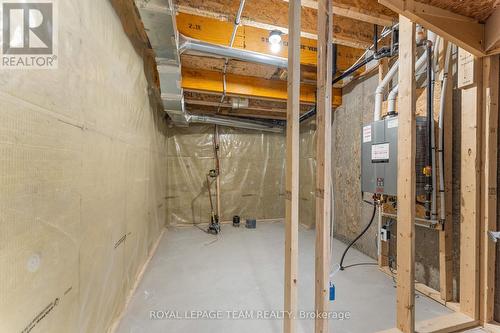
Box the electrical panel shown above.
[361,116,429,196]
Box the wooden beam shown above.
[485,7,500,55]
[378,0,486,57]
[282,0,396,26]
[181,67,342,106]
[438,40,453,302]
[176,0,375,49]
[396,15,416,333]
[480,55,499,325]
[284,1,300,332]
[458,48,482,320]
[314,0,333,332]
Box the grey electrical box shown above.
[361,116,429,196]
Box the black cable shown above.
[339,202,377,270]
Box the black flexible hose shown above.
[339,202,377,270]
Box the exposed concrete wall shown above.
[0,1,168,332]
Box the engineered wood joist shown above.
[314,0,333,331]
[181,67,342,106]
[282,0,397,26]
[175,0,377,49]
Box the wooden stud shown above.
[458,48,482,320]
[315,0,333,331]
[438,40,453,302]
[396,15,416,333]
[284,1,300,332]
[480,55,499,325]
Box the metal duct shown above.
[134,0,283,132]
[179,34,288,68]
[188,114,284,133]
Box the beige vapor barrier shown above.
[0,1,168,332]
[166,119,317,228]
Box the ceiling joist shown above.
[282,0,396,26]
[181,67,342,106]
[379,0,488,57]
[175,0,378,49]
[177,12,366,70]
[485,6,500,54]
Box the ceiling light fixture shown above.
[269,30,282,53]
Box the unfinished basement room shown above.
[2,0,500,332]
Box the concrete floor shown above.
[117,222,484,333]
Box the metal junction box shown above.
[361,116,428,196]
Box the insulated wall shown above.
[0,1,168,332]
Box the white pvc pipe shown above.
[387,51,429,114]
[374,60,399,121]
[438,43,452,221]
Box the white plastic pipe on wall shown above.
[387,50,430,114]
[429,33,439,219]
[374,60,399,121]
[438,43,452,221]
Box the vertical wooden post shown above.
[458,48,482,320]
[315,0,333,331]
[480,55,499,325]
[438,40,453,302]
[284,0,300,332]
[396,15,416,333]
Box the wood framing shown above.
[176,0,375,49]
[395,15,416,333]
[480,55,499,325]
[284,1,300,332]
[378,0,486,57]
[485,7,500,54]
[177,13,365,68]
[282,0,396,26]
[181,67,342,106]
[438,40,453,302]
[458,48,482,320]
[314,0,333,331]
